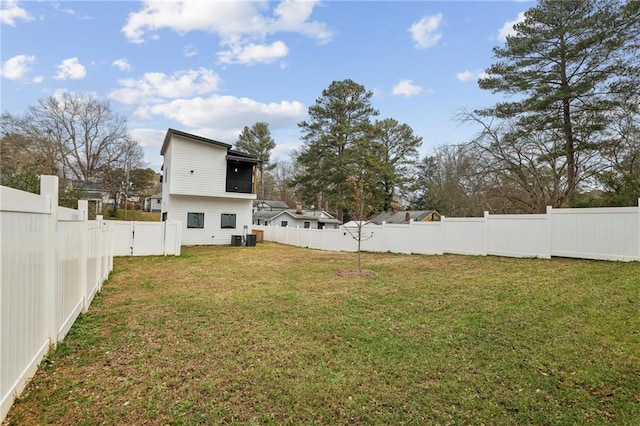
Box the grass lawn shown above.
[5,243,640,425]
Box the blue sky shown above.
[1,0,531,172]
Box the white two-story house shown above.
[160,128,260,245]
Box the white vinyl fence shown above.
[255,201,640,262]
[1,176,113,422]
[106,220,181,256]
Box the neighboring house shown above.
[160,128,260,245]
[369,209,441,225]
[253,205,341,229]
[254,199,290,211]
[144,193,162,212]
[69,180,107,219]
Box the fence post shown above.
[637,199,640,261]
[40,175,59,347]
[78,200,90,312]
[546,205,553,259]
[483,211,489,256]
[96,215,104,290]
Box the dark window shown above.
[221,213,237,229]
[162,212,167,222]
[187,212,204,228]
[304,221,310,229]
[280,221,288,227]
[226,161,254,193]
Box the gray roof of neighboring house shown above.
[255,200,290,210]
[369,210,439,225]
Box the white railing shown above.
[1,176,113,422]
[255,201,640,262]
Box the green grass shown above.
[5,244,640,425]
[102,209,160,221]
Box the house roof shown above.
[160,128,231,155]
[255,200,290,210]
[369,210,439,225]
[227,152,261,164]
[160,129,262,166]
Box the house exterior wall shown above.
[166,194,253,245]
[165,134,228,197]
[160,130,257,245]
[273,212,315,229]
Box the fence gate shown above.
[106,220,181,256]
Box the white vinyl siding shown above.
[166,195,253,245]
[168,135,227,197]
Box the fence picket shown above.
[1,177,114,422]
[254,201,640,262]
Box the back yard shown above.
[5,243,640,425]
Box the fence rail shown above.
[255,201,640,262]
[1,176,114,422]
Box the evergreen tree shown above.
[293,79,378,221]
[477,0,640,207]
[371,118,423,210]
[235,122,276,200]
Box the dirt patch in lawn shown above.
[337,269,375,277]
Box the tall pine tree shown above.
[477,0,639,206]
[235,122,276,200]
[293,79,378,221]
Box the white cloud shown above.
[112,58,132,72]
[409,13,443,49]
[183,45,198,57]
[392,79,424,97]
[498,11,525,41]
[271,141,302,162]
[32,75,43,83]
[270,0,332,43]
[456,69,489,82]
[52,2,77,16]
[130,128,167,150]
[55,57,86,80]
[109,68,221,105]
[217,41,289,65]
[122,0,331,64]
[1,54,36,79]
[138,95,306,130]
[0,0,33,26]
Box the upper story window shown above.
[226,156,257,194]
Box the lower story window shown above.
[221,213,237,229]
[187,212,204,228]
[280,220,288,227]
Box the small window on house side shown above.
[304,221,310,229]
[221,213,237,229]
[187,212,204,228]
[280,221,288,227]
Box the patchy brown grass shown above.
[4,243,640,425]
